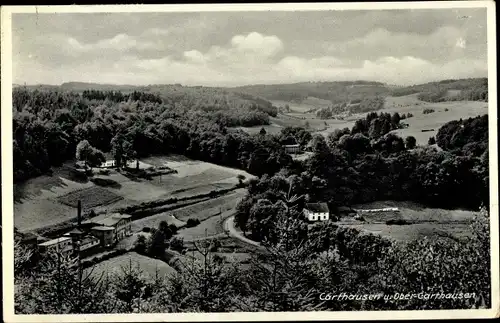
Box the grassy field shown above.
[130,189,245,233]
[57,186,123,208]
[88,252,177,279]
[14,155,254,232]
[234,95,488,145]
[337,200,477,242]
[379,95,488,145]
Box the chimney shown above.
[77,200,82,227]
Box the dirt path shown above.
[223,215,262,249]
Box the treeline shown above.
[391,78,488,102]
[233,81,389,104]
[316,96,386,119]
[82,90,163,104]
[12,88,287,182]
[235,114,488,239]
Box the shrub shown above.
[428,136,436,145]
[386,219,413,225]
[169,237,184,253]
[423,108,435,114]
[97,169,110,175]
[142,227,151,233]
[444,108,449,112]
[186,218,201,228]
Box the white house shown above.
[304,203,330,221]
[283,144,300,154]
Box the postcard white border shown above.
[2,1,499,322]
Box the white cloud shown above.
[67,33,161,53]
[231,32,284,57]
[326,26,470,62]
[181,32,284,68]
[13,31,487,87]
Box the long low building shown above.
[38,237,74,257]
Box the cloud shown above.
[325,26,479,63]
[67,33,162,53]
[11,12,488,87]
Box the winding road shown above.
[223,215,263,249]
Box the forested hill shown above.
[390,78,488,102]
[230,81,390,104]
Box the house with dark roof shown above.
[84,213,133,247]
[304,203,330,221]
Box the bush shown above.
[97,169,110,175]
[444,108,449,112]
[142,227,151,233]
[169,237,184,253]
[186,218,201,228]
[428,136,436,145]
[386,219,413,225]
[423,108,435,114]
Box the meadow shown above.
[336,200,477,242]
[232,94,488,146]
[14,155,253,233]
[88,252,178,279]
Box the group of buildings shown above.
[303,203,359,222]
[32,201,132,259]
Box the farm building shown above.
[283,144,300,154]
[38,237,74,257]
[63,229,100,252]
[85,213,133,246]
[90,226,115,247]
[304,203,330,221]
[99,160,116,168]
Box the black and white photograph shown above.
[1,2,498,321]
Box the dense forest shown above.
[235,113,489,242]
[390,78,488,102]
[13,84,491,313]
[316,96,386,119]
[15,195,490,313]
[13,87,282,182]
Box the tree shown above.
[405,136,417,149]
[134,235,149,255]
[76,140,105,167]
[75,140,93,167]
[111,133,136,169]
[368,118,382,138]
[113,259,148,313]
[259,127,267,135]
[428,136,436,145]
[147,229,167,258]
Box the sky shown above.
[12,8,488,87]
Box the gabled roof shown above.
[84,213,132,227]
[305,203,329,213]
[91,226,114,231]
[39,237,72,247]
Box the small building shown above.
[85,213,133,246]
[90,226,115,247]
[304,203,330,221]
[283,144,300,154]
[38,237,74,257]
[99,160,116,168]
[63,229,100,252]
